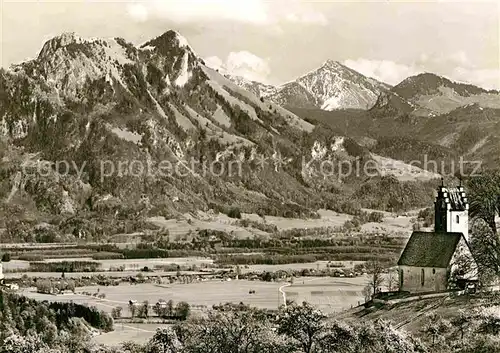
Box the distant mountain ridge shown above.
[289,70,500,168]
[371,72,500,117]
[393,72,499,100]
[224,60,392,111]
[222,74,276,99]
[226,64,500,117]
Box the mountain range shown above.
[222,60,392,111]
[0,29,499,242]
[289,71,500,168]
[223,61,500,114]
[0,29,410,242]
[225,58,500,168]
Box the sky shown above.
[1,0,499,89]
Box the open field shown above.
[282,276,369,313]
[240,260,364,273]
[4,270,207,279]
[22,280,286,312]
[2,257,214,273]
[22,277,370,311]
[4,259,365,279]
[92,277,373,345]
[20,275,370,343]
[93,323,171,346]
[145,208,416,240]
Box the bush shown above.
[1,253,11,262]
[226,207,242,219]
[91,252,124,260]
[368,212,384,223]
[18,254,45,261]
[175,301,191,320]
[418,207,434,227]
[28,261,101,272]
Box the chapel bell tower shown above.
[434,179,469,241]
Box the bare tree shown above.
[129,302,136,319]
[111,306,122,319]
[386,269,399,292]
[423,314,451,346]
[366,260,384,296]
[362,285,373,303]
[451,309,472,342]
[140,300,149,319]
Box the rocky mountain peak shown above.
[38,32,81,56]
[140,30,195,56]
[320,59,343,70]
[282,59,391,110]
[36,32,109,61]
[220,57,393,110]
[39,32,73,52]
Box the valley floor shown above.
[21,275,371,344]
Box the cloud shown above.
[416,50,471,70]
[204,51,272,83]
[204,56,224,70]
[285,11,328,26]
[126,0,269,24]
[451,67,500,91]
[343,59,422,85]
[125,0,327,26]
[127,4,149,22]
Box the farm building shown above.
[397,182,478,293]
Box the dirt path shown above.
[278,283,290,308]
[395,297,448,329]
[120,324,155,333]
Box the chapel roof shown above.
[397,231,464,268]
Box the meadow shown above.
[21,275,370,343]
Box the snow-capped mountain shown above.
[224,60,391,111]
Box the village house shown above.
[397,182,478,293]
